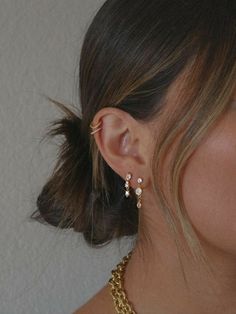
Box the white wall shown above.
[0,1,134,313]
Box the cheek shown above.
[181,118,236,255]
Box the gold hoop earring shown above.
[135,177,143,208]
[125,172,132,198]
[90,120,102,135]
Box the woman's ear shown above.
[91,107,152,189]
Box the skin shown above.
[73,77,236,314]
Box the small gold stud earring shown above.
[135,177,143,208]
[125,172,132,198]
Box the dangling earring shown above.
[135,177,143,209]
[125,172,132,198]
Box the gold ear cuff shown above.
[90,120,103,135]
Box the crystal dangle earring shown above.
[135,177,143,208]
[125,172,132,198]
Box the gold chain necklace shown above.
[108,250,137,314]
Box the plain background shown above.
[0,1,135,313]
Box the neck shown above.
[124,199,236,314]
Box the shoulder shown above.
[72,283,116,314]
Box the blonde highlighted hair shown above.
[31,0,236,285]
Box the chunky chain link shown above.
[108,250,137,314]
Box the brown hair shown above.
[31,0,236,277]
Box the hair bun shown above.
[31,97,139,247]
[43,97,86,148]
[31,98,92,229]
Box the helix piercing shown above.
[90,120,102,135]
